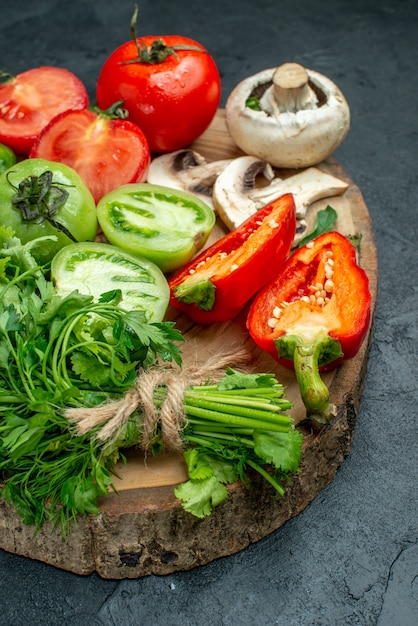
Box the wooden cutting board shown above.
[0,111,378,579]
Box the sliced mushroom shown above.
[225,62,350,168]
[249,165,349,217]
[147,149,233,209]
[212,156,276,229]
[212,155,349,237]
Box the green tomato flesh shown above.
[51,242,170,322]
[96,183,216,273]
[0,158,97,263]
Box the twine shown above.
[65,348,252,452]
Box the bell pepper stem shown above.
[276,332,342,424]
[293,342,335,423]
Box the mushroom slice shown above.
[212,156,276,229]
[213,155,349,231]
[249,166,349,218]
[147,149,233,209]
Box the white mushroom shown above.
[225,62,350,168]
[212,155,349,233]
[147,149,233,209]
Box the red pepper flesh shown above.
[247,231,372,422]
[169,193,296,324]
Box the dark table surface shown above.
[0,1,417,624]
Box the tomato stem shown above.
[89,100,128,120]
[124,4,205,65]
[6,170,78,242]
[0,70,14,84]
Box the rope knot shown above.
[65,349,252,452]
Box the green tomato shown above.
[51,241,170,322]
[0,143,17,174]
[0,158,97,263]
[96,183,216,273]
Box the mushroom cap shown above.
[225,66,351,169]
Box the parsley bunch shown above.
[0,226,183,532]
[0,226,303,532]
[172,369,303,518]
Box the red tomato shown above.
[0,66,88,154]
[96,35,221,153]
[30,107,151,203]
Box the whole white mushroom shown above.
[225,62,350,169]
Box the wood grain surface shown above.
[0,111,378,579]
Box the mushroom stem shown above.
[261,63,317,114]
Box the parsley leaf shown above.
[174,475,229,518]
[297,205,338,248]
[253,430,303,473]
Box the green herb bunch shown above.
[0,226,303,534]
[0,225,183,532]
[172,369,303,518]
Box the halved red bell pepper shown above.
[169,193,296,324]
[247,231,372,423]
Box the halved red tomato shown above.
[30,106,151,203]
[0,66,88,154]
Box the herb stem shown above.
[51,312,85,388]
[186,418,254,435]
[10,335,37,401]
[188,384,284,395]
[184,396,292,425]
[186,430,255,448]
[185,390,292,411]
[0,335,25,397]
[246,459,285,496]
[183,403,291,432]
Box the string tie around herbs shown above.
[65,348,252,452]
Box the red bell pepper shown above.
[247,231,372,423]
[169,193,296,324]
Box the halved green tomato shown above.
[51,242,170,322]
[96,183,216,273]
[0,143,17,174]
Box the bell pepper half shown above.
[169,193,296,324]
[247,231,372,423]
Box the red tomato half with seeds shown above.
[0,66,88,154]
[30,106,151,203]
[96,35,221,153]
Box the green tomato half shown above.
[0,143,17,174]
[0,158,97,263]
[96,183,216,273]
[51,242,170,322]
